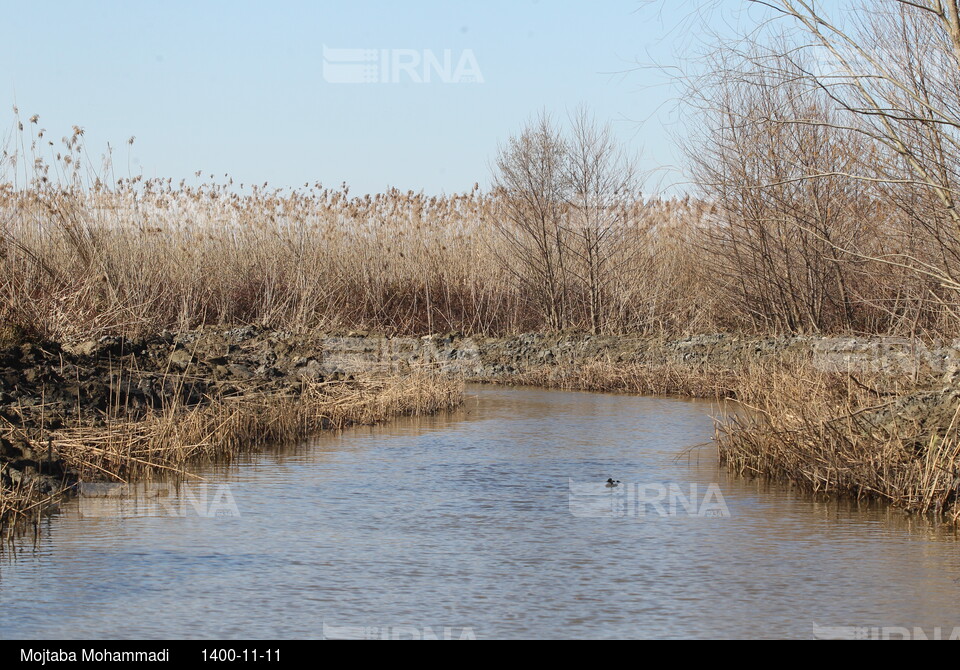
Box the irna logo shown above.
[322,46,484,84]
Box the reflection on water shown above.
[1,385,959,639]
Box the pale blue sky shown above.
[0,1,756,194]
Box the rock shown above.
[96,336,126,356]
[299,359,324,380]
[218,383,239,396]
[173,331,201,345]
[65,338,116,358]
[224,326,257,342]
[255,365,282,379]
[227,364,253,380]
[169,349,193,368]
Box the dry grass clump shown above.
[0,464,63,529]
[717,357,960,521]
[53,372,462,481]
[499,361,738,399]
[0,372,463,527]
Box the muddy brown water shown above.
[1,385,959,640]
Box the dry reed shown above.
[717,357,960,522]
[2,113,947,342]
[59,373,461,480]
[0,372,463,528]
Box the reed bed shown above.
[0,465,64,529]
[0,175,711,340]
[2,115,950,343]
[717,357,960,522]
[58,373,462,480]
[0,372,463,527]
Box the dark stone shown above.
[227,364,253,380]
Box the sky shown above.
[0,0,759,195]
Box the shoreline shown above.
[0,327,465,531]
[3,327,959,530]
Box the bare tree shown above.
[563,108,641,333]
[490,112,571,330]
[663,0,960,334]
[490,110,645,332]
[685,44,880,332]
[723,1,960,326]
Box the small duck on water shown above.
[605,478,621,488]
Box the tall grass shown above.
[0,371,463,529]
[717,356,960,521]
[2,117,952,342]
[0,178,714,339]
[53,372,463,481]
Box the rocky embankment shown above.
[3,328,959,498]
[472,332,960,379]
[0,327,345,495]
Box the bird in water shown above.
[605,478,621,488]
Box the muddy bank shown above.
[0,327,418,502]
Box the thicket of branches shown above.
[681,0,960,336]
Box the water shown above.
[2,385,959,640]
